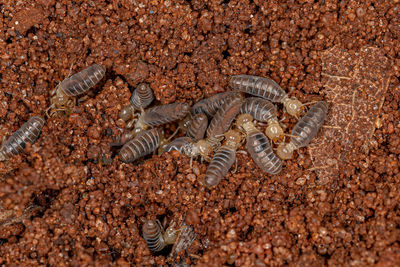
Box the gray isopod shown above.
[0,116,46,161]
[118,128,160,163]
[229,75,304,117]
[186,113,208,141]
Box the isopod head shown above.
[283,97,304,117]
[276,142,296,160]
[265,120,284,142]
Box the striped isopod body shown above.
[206,92,244,147]
[57,64,106,97]
[118,128,160,163]
[140,102,190,127]
[49,64,106,117]
[203,130,243,188]
[237,114,282,174]
[0,116,45,161]
[240,97,284,141]
[142,220,178,252]
[130,83,154,110]
[229,75,304,117]
[191,91,234,116]
[277,101,328,159]
[186,113,208,141]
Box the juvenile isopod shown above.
[119,83,154,122]
[229,75,304,117]
[48,64,106,117]
[0,116,45,161]
[277,101,328,159]
[236,114,282,174]
[118,128,160,163]
[240,97,284,141]
[191,91,235,117]
[206,92,244,147]
[203,129,243,188]
[186,113,208,141]
[142,219,178,252]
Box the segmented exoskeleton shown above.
[240,97,284,141]
[118,128,160,163]
[236,114,282,174]
[119,83,154,123]
[186,113,208,141]
[0,116,45,161]
[277,101,328,159]
[48,64,106,117]
[203,130,243,188]
[229,75,304,117]
[191,91,235,117]
[206,92,244,147]
[142,220,178,252]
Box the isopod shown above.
[240,97,284,141]
[229,75,304,117]
[277,101,328,159]
[203,129,243,188]
[186,113,208,141]
[236,114,282,174]
[0,116,45,161]
[119,83,154,122]
[191,91,235,117]
[48,64,106,116]
[142,219,178,252]
[206,92,244,147]
[118,128,160,163]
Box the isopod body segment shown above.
[237,114,282,174]
[0,116,45,161]
[118,128,160,163]
[186,113,208,141]
[277,101,328,159]
[130,83,154,110]
[141,102,190,127]
[57,64,106,97]
[191,91,234,117]
[206,92,244,142]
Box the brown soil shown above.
[1,0,400,266]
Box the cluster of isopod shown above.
[116,74,328,189]
[0,65,328,259]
